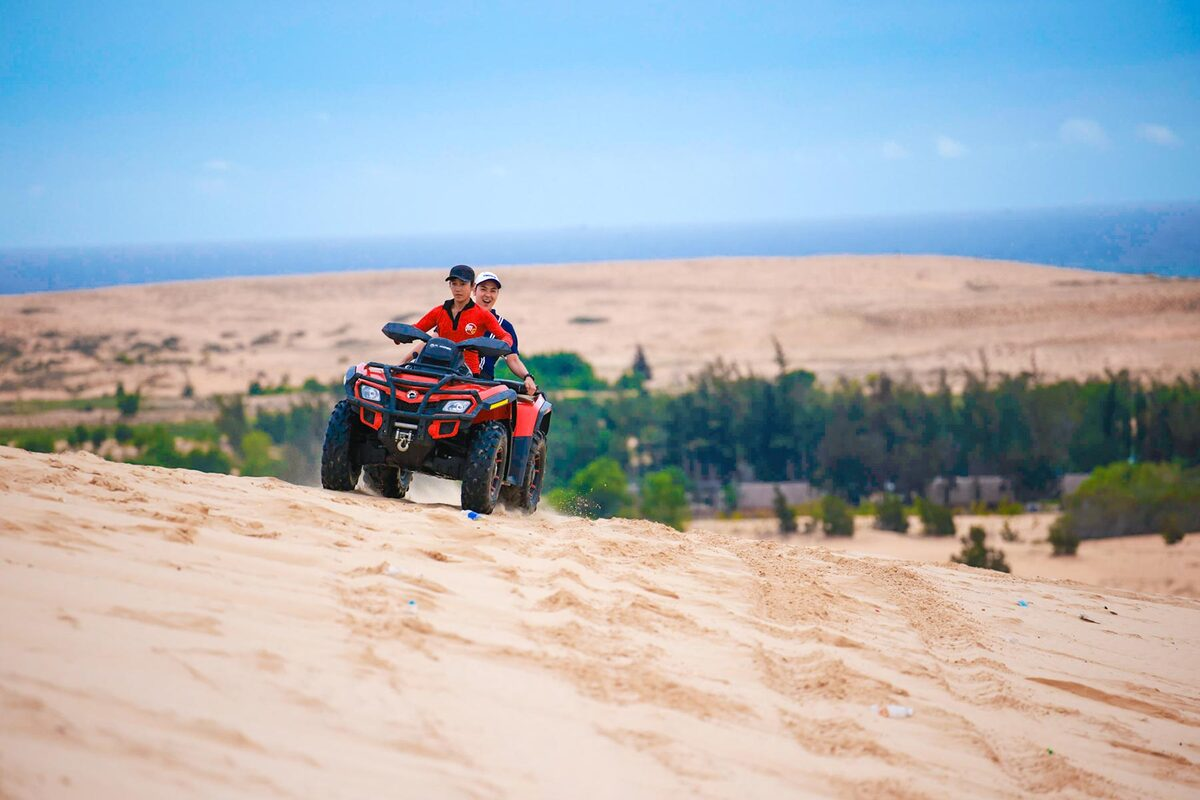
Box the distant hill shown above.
[2,202,1197,295]
[2,254,1198,401]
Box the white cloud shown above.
[1137,123,1181,147]
[1058,118,1109,149]
[881,140,909,160]
[203,158,232,172]
[935,135,967,159]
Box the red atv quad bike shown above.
[320,322,551,514]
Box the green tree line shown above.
[546,363,1200,503]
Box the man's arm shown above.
[505,353,538,395]
[401,341,426,364]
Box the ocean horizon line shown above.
[2,202,1197,295]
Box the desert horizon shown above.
[3,255,1199,410]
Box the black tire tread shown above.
[461,422,507,514]
[321,400,362,491]
[520,432,548,513]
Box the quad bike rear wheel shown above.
[461,422,507,514]
[501,432,546,514]
[363,465,412,498]
[321,400,362,491]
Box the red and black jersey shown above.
[413,299,514,374]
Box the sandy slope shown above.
[2,446,1198,799]
[699,516,1200,600]
[3,256,1199,402]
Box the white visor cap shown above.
[476,271,502,288]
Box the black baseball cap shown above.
[445,264,475,283]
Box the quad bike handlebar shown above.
[382,322,430,344]
[382,322,512,359]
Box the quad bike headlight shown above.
[360,385,383,403]
[442,399,471,414]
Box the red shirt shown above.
[413,299,514,374]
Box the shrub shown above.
[214,396,248,453]
[16,430,56,453]
[821,495,854,537]
[90,426,108,449]
[996,500,1025,516]
[545,487,581,514]
[916,497,956,537]
[1058,462,1200,541]
[68,424,88,447]
[773,486,798,535]
[999,520,1020,542]
[721,482,739,515]
[301,376,328,393]
[952,525,1011,573]
[875,493,909,533]
[500,352,607,391]
[183,447,233,474]
[115,382,140,417]
[565,457,631,519]
[114,423,134,443]
[240,430,283,477]
[1048,515,1080,555]
[639,467,690,531]
[130,426,186,468]
[1162,514,1186,546]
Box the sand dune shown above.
[700,515,1200,600]
[3,256,1199,402]
[2,445,1198,798]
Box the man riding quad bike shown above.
[320,322,551,514]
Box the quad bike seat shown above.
[411,337,472,376]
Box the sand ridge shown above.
[701,515,1200,600]
[2,445,1198,798]
[2,255,1199,402]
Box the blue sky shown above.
[1,1,1197,247]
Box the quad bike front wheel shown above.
[321,400,362,491]
[363,465,412,498]
[461,422,507,514]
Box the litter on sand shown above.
[870,704,914,719]
[1017,599,1029,607]
[1079,613,1099,624]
